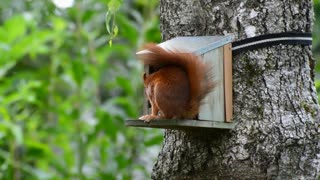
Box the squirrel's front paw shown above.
[139,115,158,123]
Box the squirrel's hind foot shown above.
[139,115,159,123]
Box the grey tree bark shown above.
[152,0,320,179]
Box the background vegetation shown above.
[0,0,319,179]
[0,0,162,179]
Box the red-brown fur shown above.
[138,44,215,122]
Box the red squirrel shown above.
[138,44,215,122]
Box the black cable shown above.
[232,32,312,55]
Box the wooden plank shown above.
[199,48,225,122]
[125,119,235,130]
[223,43,233,122]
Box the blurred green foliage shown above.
[0,0,162,179]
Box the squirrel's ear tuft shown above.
[143,73,147,81]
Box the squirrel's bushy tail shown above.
[138,44,215,117]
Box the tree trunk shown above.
[152,0,320,179]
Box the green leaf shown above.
[105,0,122,46]
[144,134,163,146]
[115,153,131,170]
[109,97,137,117]
[116,76,133,95]
[0,121,23,145]
[0,62,16,79]
[51,17,66,32]
[25,140,50,159]
[105,12,113,34]
[95,109,117,140]
[116,14,138,45]
[0,107,10,121]
[4,15,27,42]
[71,60,86,86]
[113,25,118,36]
[99,173,116,180]
[108,0,122,13]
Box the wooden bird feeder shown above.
[126,36,235,130]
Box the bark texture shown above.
[152,0,320,179]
